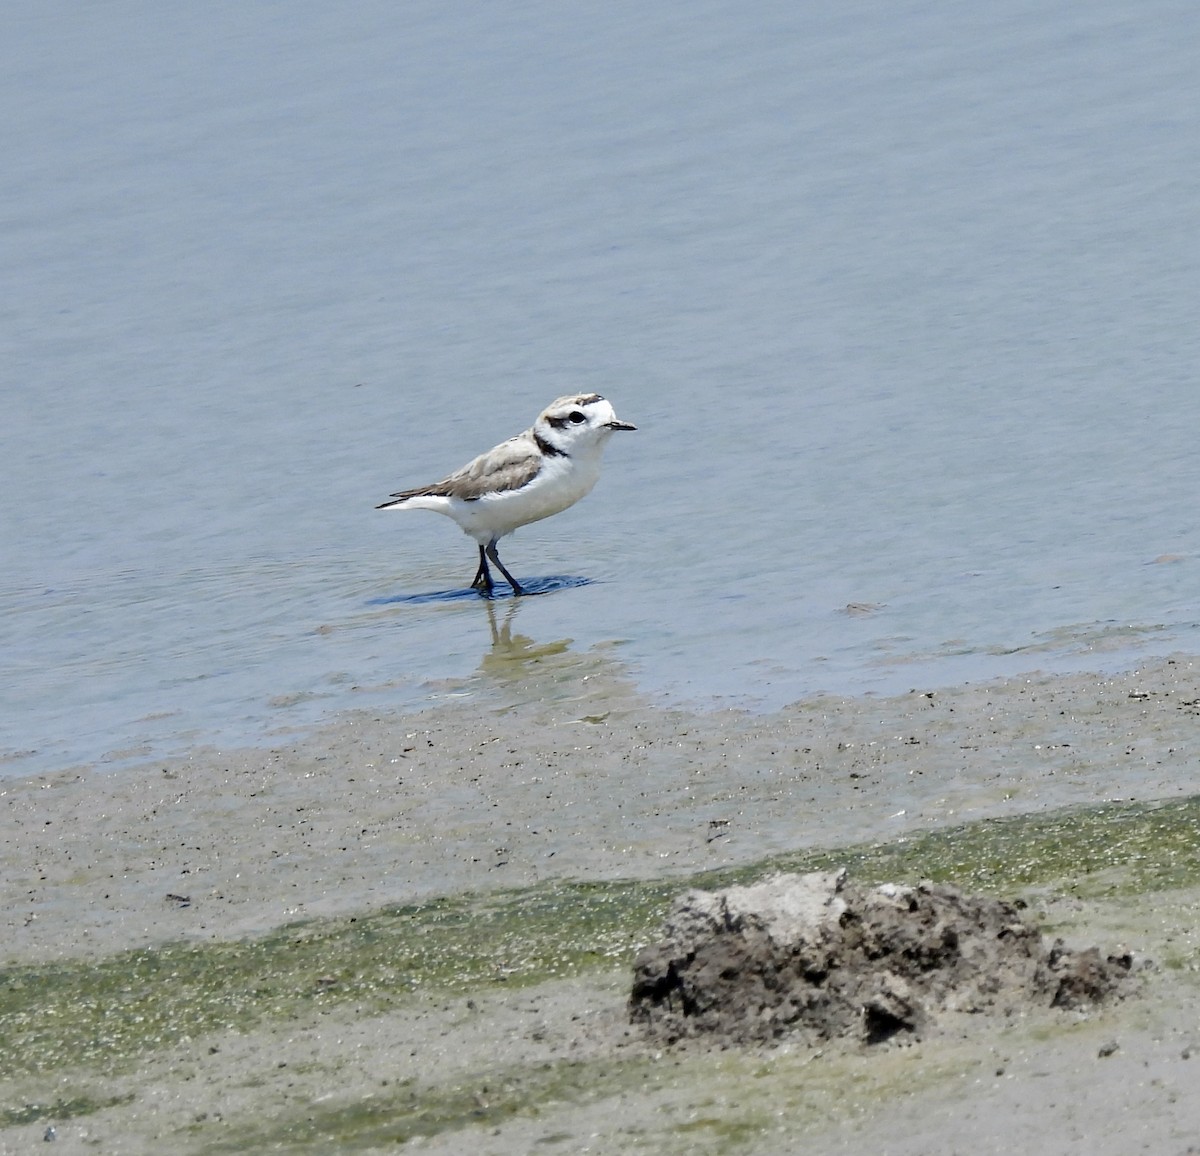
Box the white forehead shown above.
[541,393,614,422]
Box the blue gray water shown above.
[4,1,1200,776]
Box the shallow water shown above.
[4,0,1200,774]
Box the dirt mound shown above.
[630,870,1134,1047]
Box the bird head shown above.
[535,394,637,455]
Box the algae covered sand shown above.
[4,657,1200,1153]
[4,797,1200,1153]
[6,653,1200,963]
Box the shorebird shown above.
[377,393,636,595]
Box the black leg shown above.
[471,544,494,594]
[485,540,524,596]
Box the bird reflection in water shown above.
[477,598,572,684]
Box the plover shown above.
[377,393,636,595]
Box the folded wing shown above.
[382,434,543,504]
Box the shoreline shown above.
[4,654,1200,964]
[4,654,1200,1153]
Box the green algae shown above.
[198,1033,973,1154]
[2,793,1199,1082]
[1,1092,133,1126]
[748,792,1200,899]
[0,882,669,1077]
[198,1055,660,1153]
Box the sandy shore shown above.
[3,653,1200,1152]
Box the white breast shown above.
[449,453,602,543]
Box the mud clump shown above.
[629,870,1134,1047]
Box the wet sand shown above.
[3,653,1200,1152]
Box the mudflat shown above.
[3,654,1200,1153]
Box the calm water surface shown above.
[4,1,1200,775]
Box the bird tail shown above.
[377,487,450,512]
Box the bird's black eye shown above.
[568,411,586,424]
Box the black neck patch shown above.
[535,431,568,457]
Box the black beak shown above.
[606,420,637,431]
